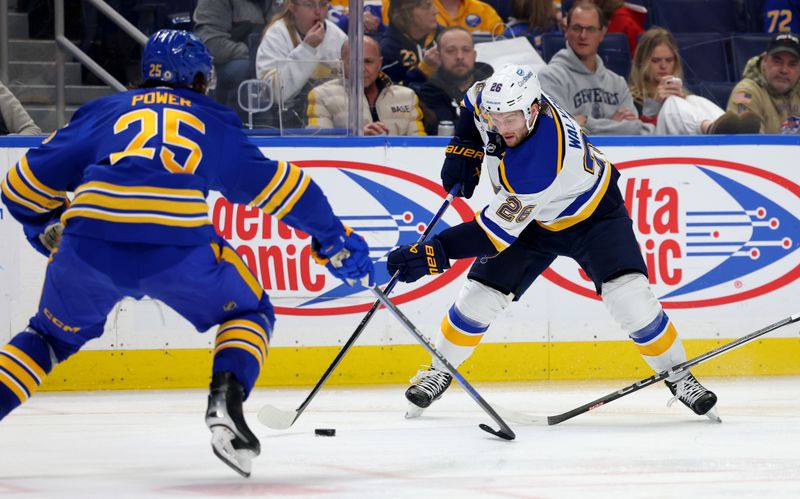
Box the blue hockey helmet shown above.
[141,29,213,87]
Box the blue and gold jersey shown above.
[2,87,344,247]
[463,85,613,252]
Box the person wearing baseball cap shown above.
[725,31,800,133]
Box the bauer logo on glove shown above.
[444,144,485,160]
[386,238,450,283]
[442,137,484,199]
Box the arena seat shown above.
[651,0,738,34]
[731,33,771,81]
[673,32,731,83]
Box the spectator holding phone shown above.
[628,27,744,135]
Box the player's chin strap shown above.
[525,99,540,134]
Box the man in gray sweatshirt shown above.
[539,1,652,135]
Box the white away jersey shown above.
[462,85,614,251]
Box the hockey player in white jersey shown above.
[386,64,720,421]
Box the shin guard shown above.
[432,280,512,370]
[602,273,687,381]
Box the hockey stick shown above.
[258,184,462,430]
[528,312,800,426]
[370,286,516,440]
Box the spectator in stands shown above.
[538,0,653,134]
[380,0,443,85]
[194,0,276,113]
[503,0,562,53]
[381,0,504,35]
[629,27,737,135]
[432,0,505,35]
[0,82,42,135]
[727,32,800,133]
[328,0,385,34]
[593,0,646,54]
[763,0,800,34]
[412,27,493,134]
[307,37,426,134]
[256,0,348,126]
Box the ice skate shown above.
[206,371,261,477]
[404,366,452,418]
[665,373,721,423]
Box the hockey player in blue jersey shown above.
[0,30,374,477]
[386,64,720,422]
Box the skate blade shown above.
[210,427,256,478]
[405,402,426,419]
[704,406,722,423]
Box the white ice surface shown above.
[1,377,799,498]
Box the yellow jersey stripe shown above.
[252,161,287,208]
[498,157,515,194]
[75,181,204,199]
[537,163,611,232]
[262,163,302,215]
[220,245,263,299]
[274,173,311,220]
[4,345,46,380]
[550,110,566,174]
[636,323,678,356]
[1,176,49,213]
[8,162,64,210]
[441,316,484,347]
[0,354,39,394]
[19,155,64,197]
[214,342,264,367]
[0,370,28,403]
[210,241,222,262]
[71,192,208,215]
[475,213,509,252]
[62,208,210,227]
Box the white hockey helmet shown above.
[480,64,542,133]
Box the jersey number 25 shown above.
[110,108,206,174]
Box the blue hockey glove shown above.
[442,137,484,198]
[311,227,375,287]
[386,238,450,283]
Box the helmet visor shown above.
[486,110,526,134]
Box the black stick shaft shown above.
[547,312,800,425]
[371,286,516,440]
[288,184,462,424]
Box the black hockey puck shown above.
[314,428,336,436]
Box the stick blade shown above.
[257,405,298,430]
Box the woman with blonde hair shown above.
[255,0,347,116]
[629,27,726,135]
